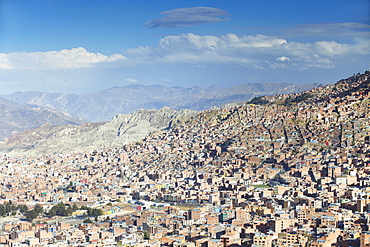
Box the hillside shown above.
[1,71,368,156]
[0,97,84,141]
[2,82,322,122]
[0,107,196,155]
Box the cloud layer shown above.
[143,7,229,28]
[283,22,370,38]
[1,33,368,73]
[0,30,368,94]
[127,33,370,69]
[0,47,126,70]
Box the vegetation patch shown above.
[252,184,271,188]
[248,96,269,105]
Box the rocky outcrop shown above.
[0,107,197,155]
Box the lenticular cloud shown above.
[0,47,126,70]
[143,7,229,28]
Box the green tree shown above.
[85,207,103,217]
[249,96,269,105]
[4,202,12,214]
[91,208,103,217]
[83,218,93,223]
[25,210,38,222]
[143,231,150,240]
[0,205,5,216]
[34,204,43,215]
[48,202,67,216]
[48,202,79,217]
[17,205,28,214]
[48,208,56,217]
[66,206,73,216]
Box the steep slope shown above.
[3,82,322,122]
[0,107,196,155]
[251,71,370,106]
[0,72,367,156]
[0,97,84,141]
[163,71,369,158]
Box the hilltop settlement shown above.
[0,71,369,247]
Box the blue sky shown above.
[0,0,369,94]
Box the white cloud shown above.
[3,34,359,74]
[195,64,205,68]
[125,46,153,57]
[126,33,289,65]
[296,54,335,68]
[155,33,287,52]
[125,78,139,83]
[1,32,368,94]
[0,47,126,70]
[277,56,290,62]
[271,54,335,70]
[161,77,171,82]
[314,41,350,55]
[126,33,366,70]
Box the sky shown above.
[0,0,369,94]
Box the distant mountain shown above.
[1,72,367,156]
[2,82,322,122]
[0,107,196,155]
[0,97,84,141]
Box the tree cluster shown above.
[0,202,28,217]
[0,200,107,223]
[80,205,103,217]
[48,202,79,217]
[284,92,313,106]
[46,203,103,219]
[25,204,43,222]
[248,96,269,105]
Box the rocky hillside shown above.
[252,71,370,106]
[1,72,366,156]
[0,107,196,155]
[2,82,322,122]
[0,97,84,141]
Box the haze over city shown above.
[0,0,369,94]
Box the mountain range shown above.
[2,82,322,123]
[0,81,324,144]
[0,97,84,141]
[1,69,368,156]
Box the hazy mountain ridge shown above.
[0,107,196,155]
[0,97,84,141]
[3,82,322,122]
[1,72,368,156]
